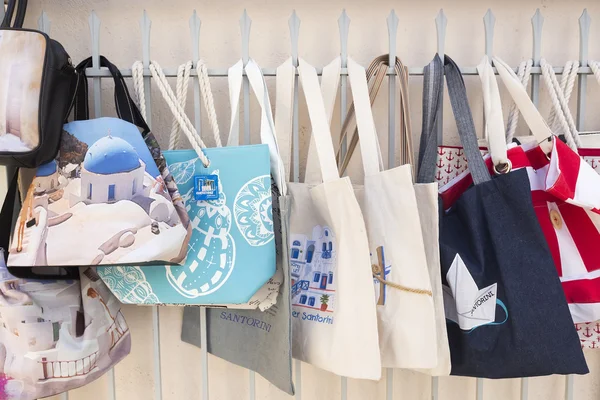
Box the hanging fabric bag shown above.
[0,249,130,400]
[421,54,588,378]
[0,0,75,168]
[440,55,600,334]
[331,57,436,369]
[100,59,276,306]
[5,56,189,272]
[181,57,294,395]
[287,58,380,379]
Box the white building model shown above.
[72,135,146,205]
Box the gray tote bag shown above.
[181,59,294,395]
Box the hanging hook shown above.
[189,10,202,64]
[577,9,591,130]
[38,10,50,34]
[240,9,251,66]
[436,9,447,60]
[531,8,544,106]
[338,9,350,68]
[387,10,398,67]
[483,9,495,59]
[289,10,300,67]
[140,10,152,69]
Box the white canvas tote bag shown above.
[287,59,381,380]
[341,57,437,369]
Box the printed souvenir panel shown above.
[0,31,46,152]
[7,118,188,267]
[0,258,130,399]
[98,145,276,305]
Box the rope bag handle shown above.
[337,54,412,175]
[132,60,222,167]
[539,59,582,151]
[505,59,533,143]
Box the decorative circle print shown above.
[166,231,236,298]
[233,175,274,247]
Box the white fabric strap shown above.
[505,59,533,143]
[227,60,244,147]
[169,61,193,150]
[298,58,340,183]
[244,59,286,194]
[346,57,381,177]
[275,58,295,183]
[304,57,342,184]
[476,56,509,167]
[493,56,553,154]
[540,59,581,151]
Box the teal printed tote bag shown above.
[98,60,276,305]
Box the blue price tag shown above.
[194,175,219,200]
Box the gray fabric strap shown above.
[417,54,444,184]
[444,56,491,184]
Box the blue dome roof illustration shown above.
[84,136,141,175]
[36,160,57,177]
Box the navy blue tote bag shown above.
[417,55,588,378]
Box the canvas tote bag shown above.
[6,56,189,270]
[0,250,130,400]
[327,54,450,375]
[98,60,276,306]
[181,58,294,395]
[422,54,588,378]
[441,56,600,329]
[328,57,436,368]
[287,58,380,379]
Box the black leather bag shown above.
[0,0,75,167]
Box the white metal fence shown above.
[18,5,600,400]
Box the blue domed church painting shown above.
[7,117,189,268]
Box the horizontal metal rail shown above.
[85,66,595,78]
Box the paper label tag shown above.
[194,175,219,200]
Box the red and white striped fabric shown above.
[441,57,600,339]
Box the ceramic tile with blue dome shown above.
[7,117,190,268]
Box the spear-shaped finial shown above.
[483,9,495,57]
[289,11,300,67]
[240,9,252,65]
[338,9,350,67]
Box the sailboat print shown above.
[442,254,506,331]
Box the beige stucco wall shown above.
[4,0,600,398]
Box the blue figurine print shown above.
[234,175,274,247]
[372,246,392,306]
[289,225,336,313]
[165,168,236,298]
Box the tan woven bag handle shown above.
[337,55,412,175]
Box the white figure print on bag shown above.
[166,169,236,298]
[289,226,336,313]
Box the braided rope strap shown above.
[371,264,432,296]
[170,61,193,150]
[132,60,212,167]
[131,62,147,120]
[547,60,579,132]
[590,61,600,87]
[505,59,533,143]
[540,59,581,151]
